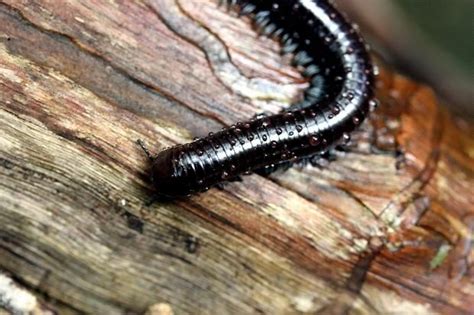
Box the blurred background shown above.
[335,0,473,118]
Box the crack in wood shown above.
[149,0,301,103]
[379,94,444,229]
[0,2,227,130]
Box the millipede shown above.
[140,0,376,198]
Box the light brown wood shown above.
[0,1,472,314]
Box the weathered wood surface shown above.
[0,0,472,314]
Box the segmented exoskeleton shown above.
[145,0,376,198]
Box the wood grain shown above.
[0,1,472,314]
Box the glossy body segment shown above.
[150,0,375,197]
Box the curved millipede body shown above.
[148,0,375,198]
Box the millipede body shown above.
[148,0,375,198]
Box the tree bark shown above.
[0,1,472,314]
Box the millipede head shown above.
[150,148,193,198]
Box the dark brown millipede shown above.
[141,0,376,198]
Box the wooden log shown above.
[0,1,472,314]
